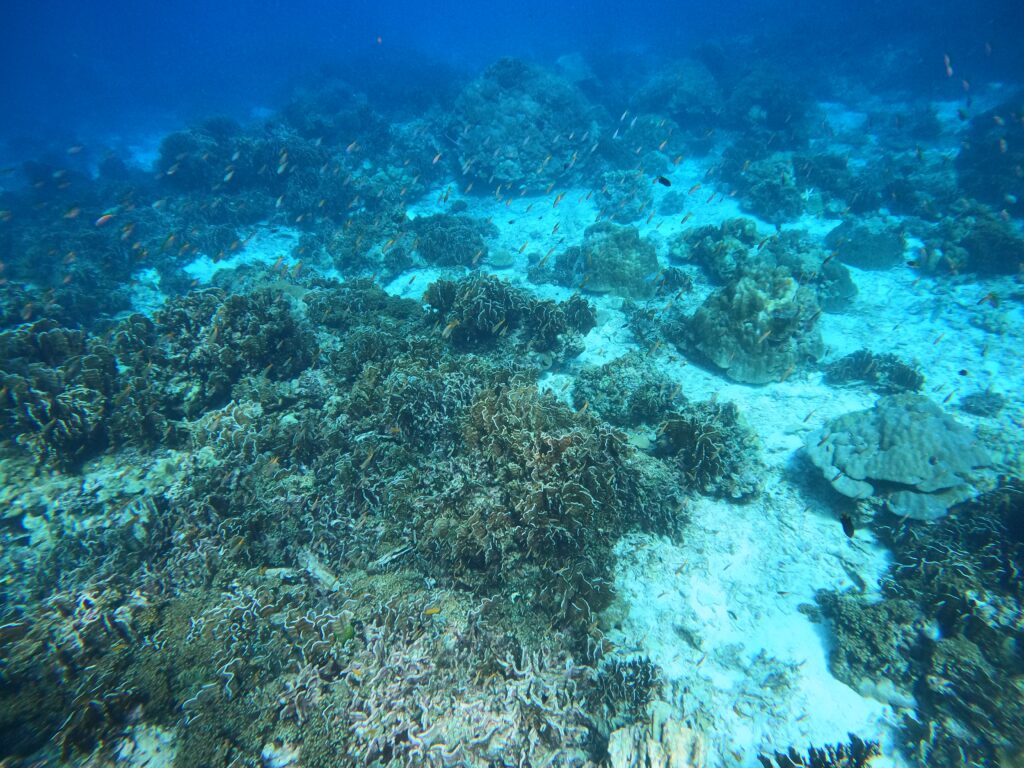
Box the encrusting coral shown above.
[804,393,992,520]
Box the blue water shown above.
[1,2,1023,767]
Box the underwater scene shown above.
[1,1,1024,766]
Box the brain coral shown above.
[804,394,992,520]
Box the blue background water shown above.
[2,0,1022,155]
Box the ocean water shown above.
[1,2,1023,766]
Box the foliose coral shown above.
[757,734,881,768]
[0,320,117,469]
[424,273,596,357]
[572,351,682,428]
[653,399,763,500]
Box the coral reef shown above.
[572,351,682,428]
[411,212,496,267]
[423,273,596,357]
[0,320,117,469]
[449,57,600,189]
[728,153,805,224]
[606,701,706,768]
[804,394,992,520]
[673,218,759,283]
[688,267,824,384]
[825,216,906,270]
[757,734,881,768]
[819,481,1024,766]
[556,222,660,299]
[955,92,1024,218]
[596,170,655,224]
[824,349,924,394]
[930,202,1024,275]
[653,400,763,500]
[632,59,723,142]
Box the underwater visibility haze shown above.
[2,1,1024,766]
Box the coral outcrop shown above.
[804,394,992,520]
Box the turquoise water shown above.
[1,3,1022,766]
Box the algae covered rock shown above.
[688,267,823,384]
[804,394,992,520]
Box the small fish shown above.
[432,152,443,164]
[64,206,81,219]
[943,53,953,78]
[423,606,441,617]
[575,400,589,416]
[817,432,831,447]
[359,447,375,470]
[654,175,672,187]
[840,514,855,538]
[687,183,702,194]
[756,329,772,345]
[943,390,956,404]
[95,212,115,227]
[958,369,969,376]
[977,291,999,308]
[441,319,460,339]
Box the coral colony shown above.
[1,46,1023,768]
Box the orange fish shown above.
[95,213,115,227]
